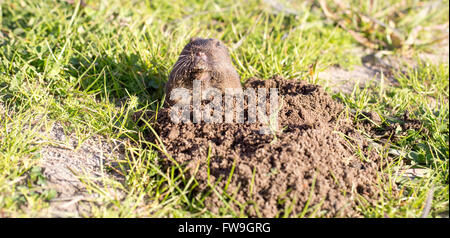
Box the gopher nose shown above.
[195,51,207,60]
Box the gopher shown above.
[165,37,242,105]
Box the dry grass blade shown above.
[318,0,379,49]
[318,0,448,50]
[421,185,435,218]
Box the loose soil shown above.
[154,76,391,217]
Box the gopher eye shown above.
[215,41,222,47]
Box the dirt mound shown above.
[154,76,386,217]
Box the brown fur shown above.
[165,38,242,105]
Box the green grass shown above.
[335,61,449,217]
[0,0,448,217]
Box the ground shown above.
[0,0,448,217]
